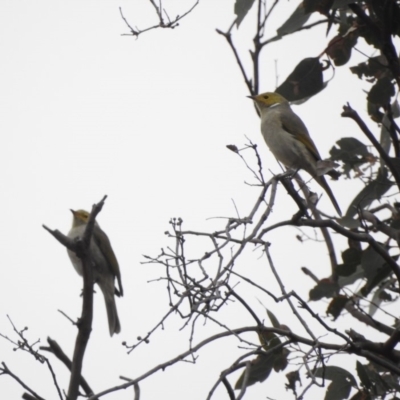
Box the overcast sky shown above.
[1,1,396,399]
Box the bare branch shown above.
[120,1,199,38]
[1,362,46,400]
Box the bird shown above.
[67,209,123,336]
[249,91,342,216]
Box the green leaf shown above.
[382,372,400,392]
[379,113,392,156]
[333,0,358,8]
[309,279,339,300]
[356,361,372,389]
[327,295,349,320]
[325,379,352,400]
[370,0,400,36]
[314,366,358,400]
[258,330,281,351]
[338,264,364,288]
[326,32,358,66]
[336,247,362,276]
[273,347,289,372]
[286,370,301,392]
[275,57,325,102]
[315,365,358,386]
[361,245,386,280]
[234,0,255,27]
[329,137,370,177]
[368,281,392,317]
[359,245,394,298]
[388,157,400,178]
[367,101,384,123]
[355,362,390,396]
[276,3,311,36]
[304,0,335,15]
[266,309,280,328]
[342,247,362,265]
[367,77,395,107]
[344,168,393,218]
[350,55,388,80]
[349,389,372,400]
[234,352,274,389]
[360,262,391,297]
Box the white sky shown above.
[1,1,397,399]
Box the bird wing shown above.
[94,228,124,297]
[279,108,321,162]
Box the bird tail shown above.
[102,289,121,336]
[317,175,342,216]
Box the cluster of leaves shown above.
[207,1,400,399]
[236,0,400,113]
[235,310,289,389]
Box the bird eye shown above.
[263,95,269,99]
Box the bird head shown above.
[70,209,91,227]
[248,92,288,112]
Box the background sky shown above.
[1,1,396,399]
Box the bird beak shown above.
[70,209,76,215]
[247,95,257,100]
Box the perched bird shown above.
[67,209,123,336]
[249,92,341,216]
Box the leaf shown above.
[234,0,255,27]
[388,157,400,179]
[226,144,239,153]
[315,365,358,386]
[326,31,358,66]
[360,245,386,281]
[329,137,371,177]
[234,352,275,389]
[338,265,365,288]
[309,279,339,300]
[367,101,384,123]
[368,281,392,317]
[344,168,393,218]
[304,0,335,15]
[367,77,395,107]
[275,57,325,102]
[382,101,400,148]
[336,247,362,277]
[276,3,311,36]
[360,263,391,297]
[286,370,301,392]
[349,389,372,400]
[266,309,280,328]
[382,372,400,392]
[370,0,400,36]
[257,330,281,351]
[342,247,362,266]
[359,245,396,298]
[327,295,349,320]
[336,247,364,288]
[359,245,393,296]
[325,379,352,400]
[356,361,372,389]
[391,99,400,118]
[379,113,392,156]
[273,347,289,372]
[355,362,390,396]
[333,0,357,8]
[350,55,388,80]
[314,367,358,400]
